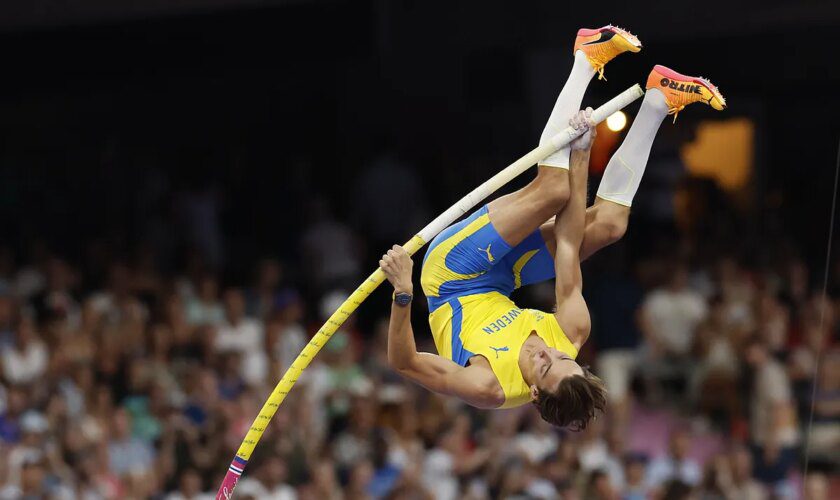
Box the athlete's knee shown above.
[600,215,628,244]
[591,201,629,244]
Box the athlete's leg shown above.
[486,26,642,257]
[498,205,623,292]
[537,200,630,261]
[580,201,630,260]
[487,51,596,248]
[504,68,726,287]
[487,166,571,249]
[537,88,670,261]
[534,199,629,261]
[594,88,669,207]
[502,187,630,290]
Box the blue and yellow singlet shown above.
[420,206,578,409]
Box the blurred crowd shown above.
[0,142,839,500]
[0,223,837,500]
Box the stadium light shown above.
[606,110,627,132]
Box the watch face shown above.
[395,293,412,306]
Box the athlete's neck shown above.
[518,332,548,385]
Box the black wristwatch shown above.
[393,291,413,307]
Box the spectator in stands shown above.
[184,274,224,327]
[621,453,649,500]
[804,350,840,467]
[214,287,267,386]
[246,258,284,320]
[744,335,799,493]
[584,469,617,500]
[2,315,47,386]
[300,198,362,293]
[722,446,766,500]
[646,428,701,490]
[692,295,740,427]
[639,262,707,401]
[804,472,831,500]
[164,468,212,500]
[0,287,18,347]
[107,408,154,479]
[267,290,307,378]
[30,257,79,327]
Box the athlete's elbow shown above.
[390,358,424,386]
[387,351,415,373]
[387,353,404,371]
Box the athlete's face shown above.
[530,347,583,394]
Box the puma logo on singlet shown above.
[478,244,494,262]
[489,346,509,358]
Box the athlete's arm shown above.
[380,246,502,408]
[552,110,593,348]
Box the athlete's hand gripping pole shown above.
[215,84,643,499]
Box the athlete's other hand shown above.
[570,107,596,151]
[381,245,414,295]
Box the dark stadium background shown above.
[1,1,838,269]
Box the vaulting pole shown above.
[215,84,644,499]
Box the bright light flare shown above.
[606,111,627,132]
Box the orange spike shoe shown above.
[646,65,727,122]
[573,25,642,80]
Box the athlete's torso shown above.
[420,205,578,408]
[428,291,578,408]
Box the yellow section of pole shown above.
[216,235,426,498]
[236,233,424,461]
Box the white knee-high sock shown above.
[596,89,669,206]
[538,51,596,169]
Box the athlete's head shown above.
[527,348,606,430]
